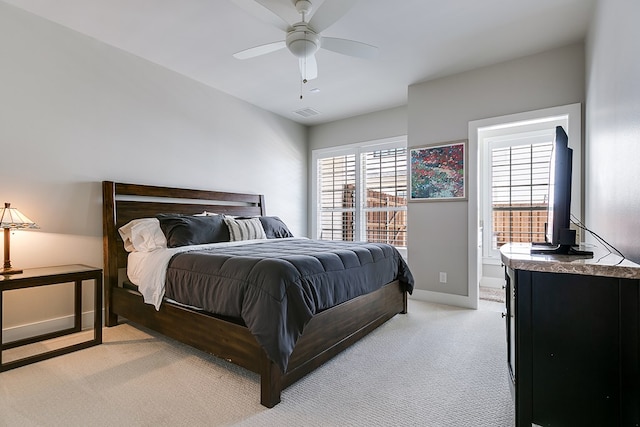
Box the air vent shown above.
[293,108,320,118]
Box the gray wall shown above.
[585,0,640,264]
[407,43,586,307]
[0,3,306,334]
[308,106,408,150]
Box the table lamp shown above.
[0,202,39,275]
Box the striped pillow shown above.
[224,217,267,241]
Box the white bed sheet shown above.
[127,238,301,310]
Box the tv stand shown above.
[501,243,640,426]
[530,243,593,256]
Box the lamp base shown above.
[0,267,23,275]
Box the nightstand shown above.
[0,264,102,371]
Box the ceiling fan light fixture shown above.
[288,38,318,58]
[286,24,320,58]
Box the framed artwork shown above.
[409,140,466,201]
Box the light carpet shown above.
[0,300,514,426]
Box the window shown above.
[480,115,573,261]
[489,133,552,249]
[318,154,356,241]
[312,137,407,249]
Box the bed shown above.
[102,181,413,407]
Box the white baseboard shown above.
[409,289,477,309]
[2,310,102,344]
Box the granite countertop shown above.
[500,243,640,280]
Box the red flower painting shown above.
[410,142,465,200]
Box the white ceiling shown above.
[4,0,596,125]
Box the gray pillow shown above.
[156,214,230,247]
[258,216,294,239]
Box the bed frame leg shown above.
[402,291,408,314]
[105,312,118,327]
[260,357,282,408]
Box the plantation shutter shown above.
[316,140,407,248]
[362,148,407,247]
[318,154,357,241]
[491,142,552,249]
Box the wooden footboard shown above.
[111,286,264,373]
[110,279,406,407]
[102,181,408,407]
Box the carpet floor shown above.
[0,300,514,426]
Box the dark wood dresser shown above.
[500,243,640,426]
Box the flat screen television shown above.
[530,126,592,256]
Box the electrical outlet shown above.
[439,272,447,283]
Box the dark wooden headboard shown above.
[102,181,266,324]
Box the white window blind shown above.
[490,141,552,249]
[318,154,356,241]
[315,139,407,248]
[362,148,407,247]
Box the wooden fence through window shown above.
[342,184,407,247]
[492,203,548,247]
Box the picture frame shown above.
[409,140,467,201]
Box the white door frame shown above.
[468,103,582,308]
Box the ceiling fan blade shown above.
[233,40,286,59]
[231,0,291,31]
[321,37,379,59]
[299,55,318,81]
[308,0,359,33]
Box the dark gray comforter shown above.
[164,238,414,372]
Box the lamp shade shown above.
[0,202,38,229]
[1,202,38,275]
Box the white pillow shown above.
[224,217,266,241]
[118,218,167,252]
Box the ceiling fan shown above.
[232,0,378,81]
